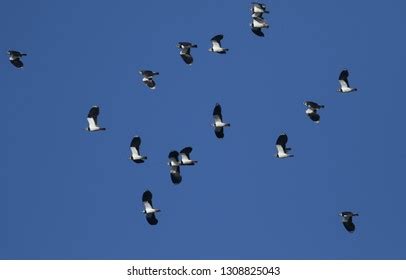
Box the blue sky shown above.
[1,0,406,259]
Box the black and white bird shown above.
[180,147,198,165]
[86,106,106,132]
[177,42,197,65]
[304,101,325,123]
[337,69,357,93]
[250,16,269,37]
[168,151,182,184]
[139,70,159,89]
[209,35,229,54]
[339,211,359,233]
[212,103,230,139]
[251,2,269,16]
[8,50,27,68]
[142,190,160,225]
[129,136,147,163]
[275,133,293,158]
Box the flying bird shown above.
[209,34,229,54]
[339,211,359,233]
[129,136,147,163]
[168,151,182,184]
[86,106,106,132]
[212,103,230,139]
[142,190,160,225]
[304,101,325,123]
[338,69,357,93]
[275,133,293,158]
[180,147,198,165]
[8,50,27,68]
[139,70,159,89]
[250,16,269,37]
[177,42,197,65]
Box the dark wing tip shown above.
[180,146,193,154]
[131,136,141,148]
[170,172,182,184]
[146,214,158,225]
[181,53,193,65]
[168,150,179,159]
[251,27,265,37]
[88,106,100,118]
[142,190,153,202]
[276,133,288,145]
[211,34,224,42]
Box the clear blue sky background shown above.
[1,0,406,259]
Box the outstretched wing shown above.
[180,48,193,65]
[211,34,224,49]
[306,108,320,123]
[146,213,158,225]
[215,127,224,139]
[276,134,288,150]
[10,59,24,68]
[170,165,182,184]
[343,220,355,232]
[213,103,223,123]
[143,77,156,89]
[251,27,265,37]
[180,147,193,161]
[130,136,142,156]
[87,106,100,128]
[142,190,154,209]
[339,69,350,87]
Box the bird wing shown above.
[180,48,193,65]
[142,190,154,209]
[146,213,158,225]
[251,27,265,37]
[276,144,285,155]
[87,117,98,130]
[213,103,223,120]
[168,150,179,162]
[180,147,193,161]
[211,34,223,49]
[343,220,355,232]
[87,106,99,128]
[143,77,156,89]
[339,70,350,87]
[276,134,288,149]
[10,59,24,68]
[215,127,224,139]
[170,165,182,184]
[307,110,320,123]
[130,136,141,156]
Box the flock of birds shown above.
[6,2,360,232]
